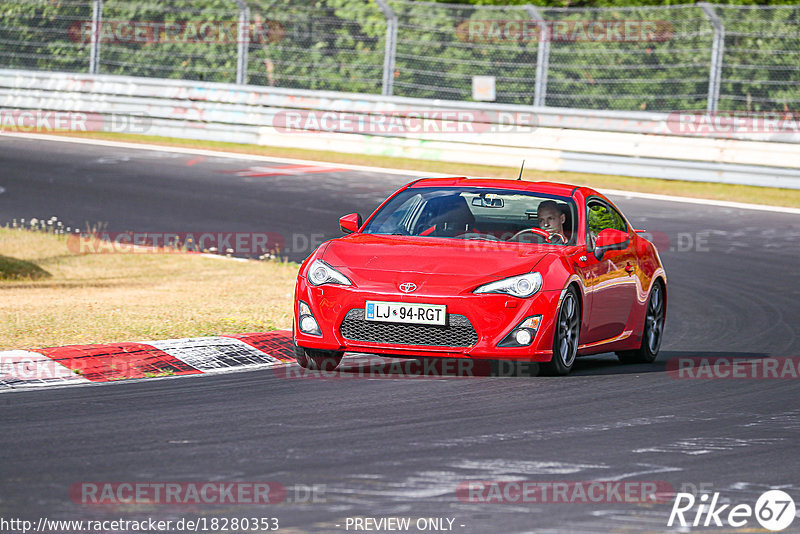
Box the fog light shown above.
[298,301,321,335]
[498,315,543,348]
[300,315,319,334]
[515,329,532,345]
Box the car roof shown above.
[408,177,598,199]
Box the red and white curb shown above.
[0,331,295,392]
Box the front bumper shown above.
[293,276,561,362]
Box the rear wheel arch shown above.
[617,277,665,364]
[651,276,667,333]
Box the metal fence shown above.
[1,0,798,112]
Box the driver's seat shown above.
[560,205,573,242]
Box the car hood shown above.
[321,234,555,293]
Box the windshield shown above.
[363,187,577,245]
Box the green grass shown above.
[47,130,800,209]
[0,227,298,350]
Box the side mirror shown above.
[339,213,362,234]
[593,228,629,260]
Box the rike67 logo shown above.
[668,490,795,531]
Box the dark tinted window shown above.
[363,187,577,245]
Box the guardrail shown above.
[3,2,799,113]
[1,69,799,189]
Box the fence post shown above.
[89,0,103,74]
[374,0,397,97]
[525,5,549,107]
[234,0,250,85]
[699,2,725,112]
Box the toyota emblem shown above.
[399,282,417,293]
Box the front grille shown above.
[340,309,478,347]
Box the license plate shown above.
[365,301,446,326]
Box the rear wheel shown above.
[294,346,343,371]
[617,280,665,364]
[542,287,580,376]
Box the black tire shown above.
[293,342,310,368]
[617,280,665,364]
[542,286,581,376]
[294,346,343,371]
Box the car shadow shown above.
[568,354,665,376]
[335,354,499,379]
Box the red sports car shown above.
[293,178,666,375]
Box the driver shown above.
[537,200,566,237]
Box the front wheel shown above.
[617,281,665,364]
[294,346,344,371]
[542,287,580,376]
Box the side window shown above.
[586,200,626,247]
[369,194,423,234]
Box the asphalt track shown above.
[1,136,800,533]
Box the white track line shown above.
[595,188,800,215]
[0,132,433,177]
[3,132,799,215]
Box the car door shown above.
[574,198,638,345]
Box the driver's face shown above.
[538,208,565,235]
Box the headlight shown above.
[474,272,542,298]
[307,259,352,286]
